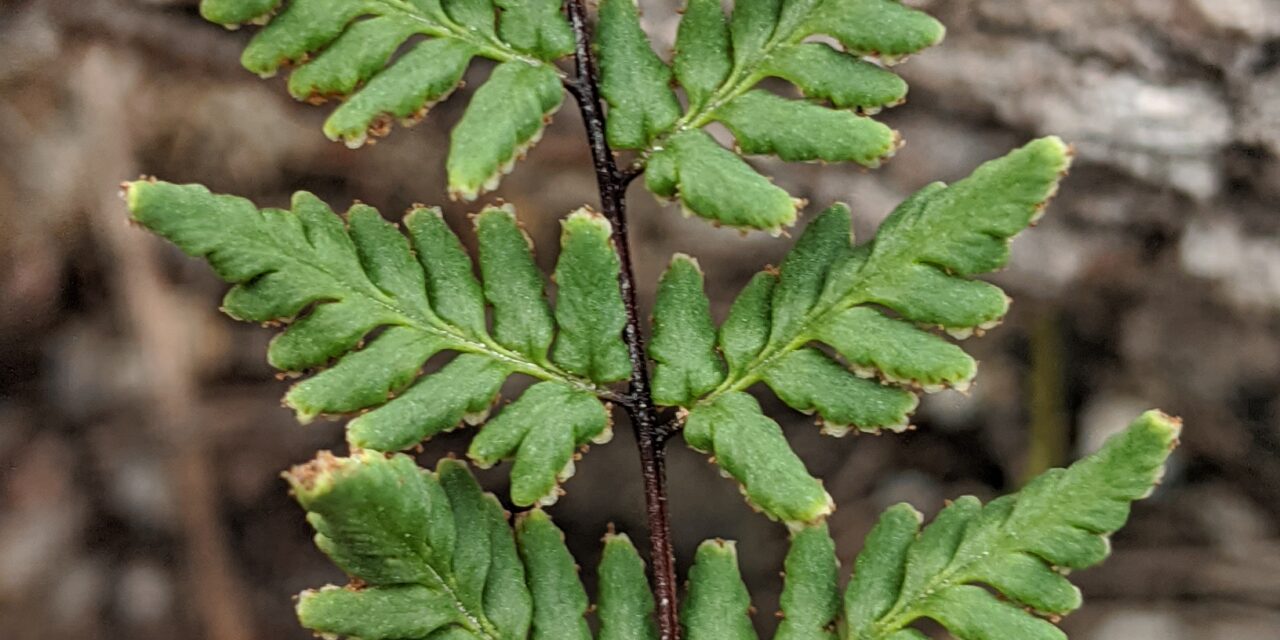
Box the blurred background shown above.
[2,0,1279,637]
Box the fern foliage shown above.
[201,0,941,233]
[597,0,943,232]
[840,411,1178,640]
[199,0,572,200]
[652,137,1072,525]
[125,180,630,508]
[288,411,1179,640]
[119,3,1182,639]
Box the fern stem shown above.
[566,1,681,638]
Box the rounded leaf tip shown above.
[1135,409,1183,446]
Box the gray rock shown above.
[1181,216,1280,311]
[1239,68,1280,156]
[1092,607,1186,640]
[116,560,174,627]
[905,36,1233,199]
[1187,485,1275,553]
[1188,0,1280,40]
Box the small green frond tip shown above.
[845,410,1180,640]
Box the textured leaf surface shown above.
[597,533,659,640]
[347,354,510,451]
[516,510,593,640]
[719,272,777,378]
[759,349,917,436]
[453,62,568,198]
[657,139,1070,519]
[715,91,898,166]
[645,129,800,232]
[815,307,975,391]
[553,210,632,383]
[775,524,839,640]
[649,255,725,406]
[469,381,611,506]
[801,0,945,62]
[843,410,1180,639]
[126,181,628,507]
[596,0,943,230]
[315,38,475,146]
[764,43,907,112]
[682,541,758,640]
[474,205,555,359]
[449,63,564,201]
[199,0,570,198]
[684,392,832,526]
[494,0,576,60]
[596,0,681,149]
[674,0,732,113]
[297,584,462,640]
[287,453,529,640]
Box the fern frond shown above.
[200,0,941,229]
[285,412,1177,640]
[125,180,629,507]
[651,137,1071,525]
[844,410,1179,639]
[290,454,533,640]
[198,0,572,200]
[597,0,942,232]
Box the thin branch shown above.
[655,415,683,445]
[618,164,645,188]
[565,1,680,638]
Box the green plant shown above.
[123,1,1181,638]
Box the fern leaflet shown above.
[199,0,572,200]
[597,0,944,232]
[125,180,629,507]
[651,137,1072,525]
[843,411,1179,640]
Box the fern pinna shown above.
[126,181,628,508]
[650,138,1071,525]
[120,0,1182,638]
